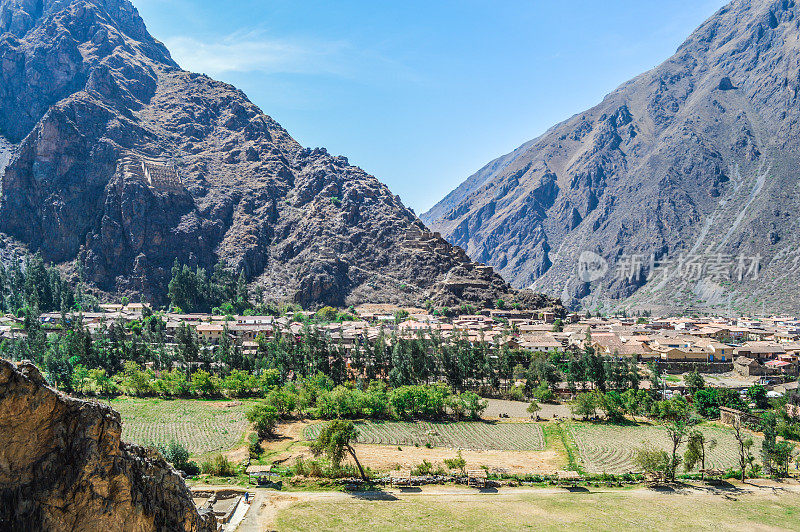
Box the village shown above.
[4,303,799,391]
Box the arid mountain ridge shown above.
[0,0,557,310]
[424,0,800,314]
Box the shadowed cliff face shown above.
[0,0,557,310]
[0,359,216,531]
[425,0,800,314]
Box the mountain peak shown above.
[424,0,800,314]
[0,0,558,310]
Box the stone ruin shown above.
[401,226,471,264]
[119,155,184,193]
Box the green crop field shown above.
[568,423,762,474]
[305,421,545,451]
[109,397,252,455]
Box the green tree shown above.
[633,445,671,482]
[532,382,555,403]
[684,430,716,479]
[87,368,115,396]
[71,364,90,395]
[683,371,705,394]
[315,306,338,322]
[732,417,754,482]
[310,419,367,480]
[246,402,279,440]
[597,391,625,423]
[748,385,769,410]
[654,396,698,481]
[571,392,598,420]
[190,369,218,396]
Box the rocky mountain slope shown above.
[0,0,554,310]
[0,358,216,531]
[424,0,800,314]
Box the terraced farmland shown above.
[568,423,762,474]
[306,421,545,451]
[109,398,251,455]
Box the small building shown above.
[196,322,225,343]
[734,342,786,361]
[734,356,778,377]
[657,347,709,362]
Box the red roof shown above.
[765,360,790,367]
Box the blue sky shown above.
[132,0,727,213]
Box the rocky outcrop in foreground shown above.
[0,359,216,531]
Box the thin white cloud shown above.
[164,30,353,77]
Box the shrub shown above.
[181,460,201,476]
[412,459,434,475]
[444,450,466,474]
[508,385,526,402]
[532,383,555,403]
[294,457,324,478]
[248,434,263,459]
[200,455,235,477]
[633,446,672,481]
[315,306,338,322]
[158,439,190,467]
[247,402,279,439]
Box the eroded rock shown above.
[0,359,216,531]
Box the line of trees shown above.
[0,254,97,314]
[167,260,251,314]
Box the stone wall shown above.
[654,360,733,374]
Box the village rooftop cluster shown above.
[3,304,799,386]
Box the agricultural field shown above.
[109,397,252,455]
[568,423,762,474]
[305,421,545,451]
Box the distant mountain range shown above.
[0,0,558,310]
[424,0,800,314]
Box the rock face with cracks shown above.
[0,0,559,311]
[0,359,217,531]
[425,0,800,314]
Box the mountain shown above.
[0,0,557,310]
[424,0,800,314]
[0,359,216,531]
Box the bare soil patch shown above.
[350,444,564,473]
[483,398,572,420]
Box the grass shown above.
[108,396,254,456]
[544,422,583,474]
[568,422,763,474]
[275,489,800,531]
[305,421,545,451]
